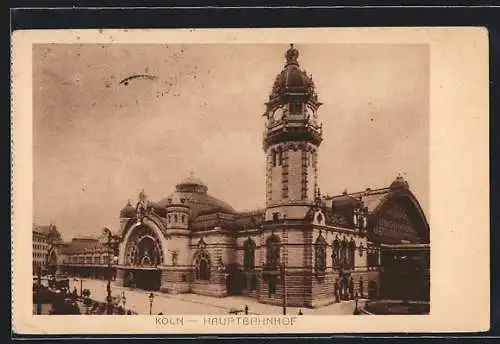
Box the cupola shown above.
[120,200,136,219]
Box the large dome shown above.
[155,175,236,218]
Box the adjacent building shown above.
[32,223,62,274]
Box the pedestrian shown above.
[158,312,163,315]
[349,277,354,300]
[334,280,339,303]
[359,277,364,298]
[298,309,303,315]
[244,304,249,315]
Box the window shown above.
[266,235,280,270]
[174,214,178,222]
[340,240,347,265]
[332,238,340,268]
[349,240,356,269]
[250,276,257,291]
[315,235,327,277]
[268,278,277,296]
[290,102,303,115]
[272,212,280,221]
[271,149,277,167]
[243,238,256,270]
[194,251,211,281]
[277,147,283,166]
[316,213,323,223]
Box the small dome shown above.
[176,173,208,194]
[120,200,136,218]
[390,175,410,189]
[157,175,236,218]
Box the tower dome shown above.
[120,200,136,218]
[266,44,322,110]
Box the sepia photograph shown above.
[12,28,489,334]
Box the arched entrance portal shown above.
[368,280,379,299]
[122,224,164,291]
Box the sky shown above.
[33,43,429,240]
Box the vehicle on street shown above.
[48,274,69,289]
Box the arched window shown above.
[332,238,340,268]
[340,240,347,265]
[290,102,303,115]
[349,240,356,269]
[277,147,283,166]
[268,278,277,296]
[271,149,277,167]
[199,259,209,280]
[194,251,211,281]
[316,212,323,223]
[266,235,281,270]
[315,235,327,277]
[243,238,256,271]
[174,214,178,222]
[250,276,257,291]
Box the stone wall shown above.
[160,268,191,294]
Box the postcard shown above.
[11,27,489,334]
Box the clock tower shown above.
[262,44,323,221]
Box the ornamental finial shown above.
[139,189,147,202]
[285,43,299,66]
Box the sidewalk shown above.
[69,278,362,315]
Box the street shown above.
[69,278,363,315]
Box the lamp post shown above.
[36,265,42,315]
[122,291,127,310]
[280,262,286,316]
[102,227,119,315]
[73,278,83,298]
[148,292,154,315]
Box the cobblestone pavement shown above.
[69,278,363,315]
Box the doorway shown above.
[125,269,161,291]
